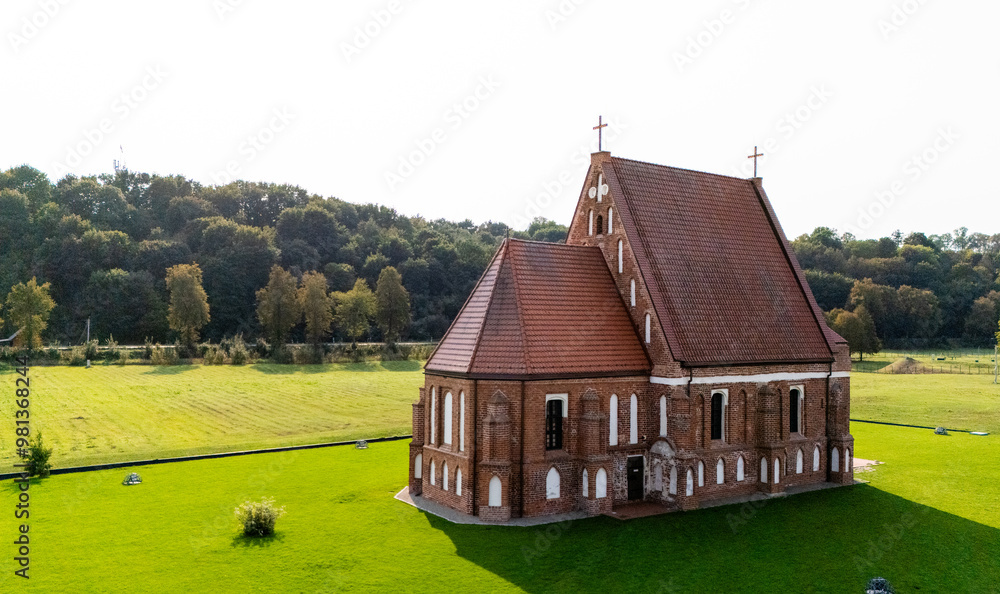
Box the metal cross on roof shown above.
[593,116,608,151]
[748,146,764,177]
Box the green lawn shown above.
[0,362,423,470]
[850,373,1000,433]
[4,423,998,592]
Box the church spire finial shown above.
[593,115,608,152]
[748,145,764,178]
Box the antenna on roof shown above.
[114,145,127,173]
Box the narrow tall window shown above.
[773,458,780,484]
[716,459,725,484]
[629,394,638,444]
[630,279,636,307]
[698,461,704,487]
[488,476,501,506]
[737,456,745,481]
[608,207,614,233]
[596,468,608,498]
[414,454,422,479]
[456,468,462,496]
[596,215,604,235]
[659,395,667,437]
[430,460,436,486]
[645,314,651,344]
[430,389,437,444]
[459,392,466,451]
[669,465,678,495]
[617,239,623,273]
[813,445,821,471]
[443,462,449,491]
[831,447,840,472]
[711,393,724,440]
[796,449,804,474]
[588,210,594,236]
[789,388,801,434]
[582,469,589,498]
[760,457,767,483]
[609,394,619,446]
[443,392,453,445]
[546,399,563,450]
[546,467,561,500]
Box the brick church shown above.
[407,148,854,522]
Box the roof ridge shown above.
[466,240,508,373]
[611,155,752,182]
[504,240,534,375]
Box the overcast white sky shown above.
[3,0,996,239]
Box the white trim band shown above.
[651,370,850,386]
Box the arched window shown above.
[813,445,821,471]
[596,215,604,235]
[630,279,636,307]
[659,395,667,437]
[443,392,453,445]
[796,449,804,474]
[654,465,663,491]
[629,394,638,444]
[773,458,780,484]
[760,457,767,483]
[459,392,466,451]
[737,456,745,481]
[443,462,449,491]
[789,387,803,434]
[582,469,589,497]
[831,447,840,472]
[456,468,462,496]
[645,313,651,344]
[430,388,437,444]
[609,395,619,446]
[710,392,726,441]
[607,207,614,233]
[845,448,851,472]
[546,398,564,450]
[716,458,725,485]
[546,467,561,500]
[588,210,594,236]
[669,465,678,495]
[617,239,623,273]
[697,461,705,487]
[596,468,608,499]
[488,476,501,506]
[430,460,436,486]
[414,454,422,479]
[686,469,694,496]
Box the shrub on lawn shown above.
[103,336,120,362]
[21,432,53,478]
[235,497,286,537]
[150,345,180,365]
[116,349,130,366]
[204,345,227,365]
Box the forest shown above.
[0,163,997,351]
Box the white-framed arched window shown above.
[760,457,767,483]
[686,469,694,496]
[737,456,745,481]
[488,475,501,506]
[443,462,449,490]
[459,392,466,451]
[596,468,608,499]
[716,458,725,484]
[609,394,619,446]
[608,207,614,234]
[710,390,728,442]
[617,239,623,273]
[698,461,705,487]
[414,453,422,479]
[845,448,851,473]
[456,468,462,496]
[813,445,821,471]
[796,449,804,474]
[645,313,651,344]
[588,210,594,236]
[789,386,804,434]
[669,465,678,495]
[630,279,636,307]
[582,468,589,498]
[773,458,780,484]
[546,467,561,500]
[659,395,667,437]
[430,460,436,486]
[443,392,453,445]
[430,388,437,444]
[629,394,638,444]
[831,447,840,472]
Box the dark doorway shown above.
[627,456,644,501]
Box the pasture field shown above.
[853,348,999,374]
[3,423,998,593]
[0,362,423,470]
[850,373,1000,433]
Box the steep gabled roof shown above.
[425,239,651,378]
[605,157,836,366]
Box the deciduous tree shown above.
[165,263,210,353]
[298,271,334,349]
[335,279,375,344]
[5,277,56,349]
[256,265,301,347]
[375,266,411,344]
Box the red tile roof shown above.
[425,239,651,378]
[605,157,837,366]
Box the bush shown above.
[116,350,130,366]
[203,345,227,365]
[103,335,120,362]
[150,345,180,366]
[83,339,99,361]
[270,345,294,364]
[143,337,155,361]
[254,337,270,359]
[21,432,53,478]
[235,497,286,537]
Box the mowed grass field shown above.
[851,373,1000,433]
[0,362,423,470]
[4,424,998,593]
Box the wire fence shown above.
[853,350,999,375]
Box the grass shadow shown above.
[230,532,287,548]
[142,365,196,375]
[426,485,1000,592]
